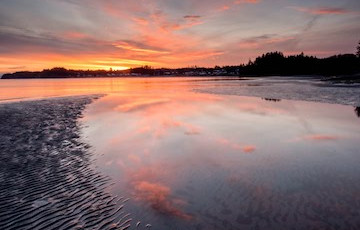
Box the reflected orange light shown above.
[242,145,256,153]
[217,138,256,153]
[304,134,339,141]
[115,99,170,112]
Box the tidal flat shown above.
[0,77,360,230]
[0,96,139,230]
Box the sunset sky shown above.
[0,0,359,73]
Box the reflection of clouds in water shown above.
[235,102,288,116]
[133,181,193,220]
[129,167,193,220]
[128,154,141,164]
[184,126,201,135]
[217,138,256,153]
[82,90,360,229]
[156,119,201,137]
[101,93,209,140]
[115,98,170,112]
[134,118,201,138]
[289,134,340,142]
[304,134,339,141]
[242,145,256,153]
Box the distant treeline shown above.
[1,68,126,79]
[2,51,360,79]
[240,52,359,76]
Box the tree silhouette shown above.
[357,41,360,58]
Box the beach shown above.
[0,95,137,230]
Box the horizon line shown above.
[4,50,358,75]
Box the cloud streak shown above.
[291,7,352,15]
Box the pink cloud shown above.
[132,17,149,26]
[234,0,260,4]
[292,7,351,15]
[218,5,230,11]
[218,0,260,12]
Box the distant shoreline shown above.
[2,51,359,80]
[2,74,360,85]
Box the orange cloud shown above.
[0,50,162,73]
[234,0,260,4]
[113,41,170,55]
[132,17,149,26]
[218,0,260,12]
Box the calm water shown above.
[0,77,232,102]
[1,77,360,229]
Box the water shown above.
[79,79,359,229]
[1,77,360,229]
[0,77,231,102]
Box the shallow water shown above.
[81,81,360,229]
[0,77,228,101]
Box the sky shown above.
[0,0,359,73]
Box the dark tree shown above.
[357,41,360,58]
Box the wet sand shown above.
[0,96,137,230]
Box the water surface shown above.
[1,77,359,229]
[80,79,360,230]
